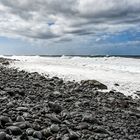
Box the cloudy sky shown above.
[0,0,140,55]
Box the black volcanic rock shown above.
[48,102,63,113]
[81,80,107,89]
[0,58,140,139]
[0,132,6,140]
[6,126,22,135]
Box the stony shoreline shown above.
[0,58,140,140]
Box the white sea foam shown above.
[3,55,140,97]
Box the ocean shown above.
[1,55,140,97]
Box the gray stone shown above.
[50,124,60,133]
[5,134,12,140]
[0,132,6,140]
[53,91,62,97]
[33,131,42,139]
[16,107,28,111]
[42,128,52,137]
[48,102,63,113]
[76,122,89,130]
[26,128,34,136]
[16,116,25,122]
[93,126,110,134]
[69,130,80,140]
[0,116,10,125]
[6,126,22,135]
[82,113,101,124]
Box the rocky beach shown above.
[0,57,140,140]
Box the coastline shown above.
[5,55,140,97]
[0,58,140,139]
